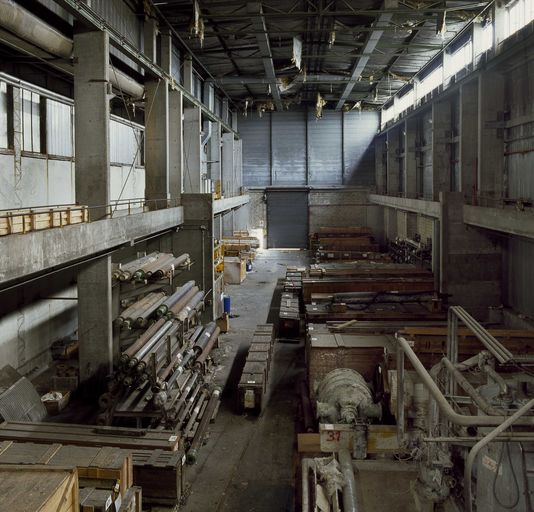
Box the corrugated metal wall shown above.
[343,111,379,185]
[239,112,270,186]
[239,110,378,187]
[505,60,534,202]
[272,111,307,185]
[421,109,433,199]
[91,0,142,73]
[308,111,342,185]
[504,237,534,318]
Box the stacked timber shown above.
[310,227,381,261]
[237,324,275,414]
[0,439,184,506]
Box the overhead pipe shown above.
[0,0,144,99]
[395,335,534,427]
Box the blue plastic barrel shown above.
[223,295,231,314]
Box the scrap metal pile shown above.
[388,234,432,266]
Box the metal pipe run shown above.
[464,398,534,512]
[441,357,510,417]
[339,449,359,512]
[187,388,221,464]
[395,335,534,427]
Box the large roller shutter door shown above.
[267,190,309,248]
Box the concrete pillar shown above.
[73,30,112,382]
[405,118,417,198]
[183,56,193,94]
[169,89,183,201]
[386,129,400,195]
[375,135,387,194]
[74,30,110,219]
[439,192,501,319]
[478,71,504,205]
[78,258,113,381]
[432,99,452,200]
[222,132,235,197]
[460,79,478,203]
[145,79,170,206]
[209,122,222,186]
[160,28,172,75]
[183,106,202,193]
[144,17,157,63]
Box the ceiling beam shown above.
[335,6,393,111]
[208,73,354,85]
[246,2,283,110]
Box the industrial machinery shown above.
[302,306,534,512]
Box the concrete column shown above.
[460,79,478,203]
[439,192,501,319]
[144,17,157,63]
[478,71,504,205]
[209,122,222,185]
[432,99,452,200]
[183,56,193,94]
[78,258,113,381]
[386,129,400,195]
[222,132,235,197]
[375,135,387,194]
[405,118,417,198]
[183,106,202,193]
[145,79,170,206]
[160,28,172,74]
[169,89,183,201]
[73,30,112,383]
[222,98,229,124]
[73,30,110,219]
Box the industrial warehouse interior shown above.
[2,0,534,510]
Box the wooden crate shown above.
[237,373,265,414]
[132,449,184,505]
[0,442,133,497]
[223,257,246,284]
[0,464,79,512]
[79,487,113,512]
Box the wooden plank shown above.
[0,422,180,451]
[0,464,79,512]
[297,433,321,453]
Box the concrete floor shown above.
[180,249,309,512]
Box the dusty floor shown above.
[180,249,309,512]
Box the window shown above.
[506,0,534,38]
[22,89,41,153]
[110,118,142,166]
[46,99,73,157]
[0,82,7,148]
[417,66,443,100]
[445,40,472,78]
